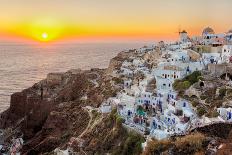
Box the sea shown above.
[0,41,148,112]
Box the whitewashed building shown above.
[202,53,221,65]
[217,107,232,121]
[225,29,232,43]
[221,45,232,63]
[202,27,225,45]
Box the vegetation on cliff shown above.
[173,71,201,94]
[143,133,206,155]
[78,109,145,155]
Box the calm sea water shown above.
[0,42,146,112]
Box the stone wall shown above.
[208,63,232,76]
[46,73,64,86]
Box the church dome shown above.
[202,27,215,35]
[228,29,232,33]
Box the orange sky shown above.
[0,0,232,42]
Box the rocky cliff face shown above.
[0,49,131,155]
[0,63,121,154]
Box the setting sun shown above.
[42,33,48,40]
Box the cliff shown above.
[0,52,125,154]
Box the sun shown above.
[42,32,48,40]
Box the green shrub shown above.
[183,81,191,88]
[173,81,191,91]
[143,133,206,155]
[197,107,206,117]
[219,87,227,98]
[116,115,125,127]
[61,131,71,142]
[112,132,144,155]
[197,76,204,81]
[184,71,201,85]
[143,139,173,155]
[192,101,199,107]
[209,110,219,118]
[173,71,201,92]
[113,77,124,85]
[200,95,207,100]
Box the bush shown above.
[112,77,124,85]
[207,110,220,118]
[112,132,144,155]
[173,71,201,92]
[200,95,207,100]
[219,88,227,98]
[184,71,201,85]
[143,133,206,155]
[197,76,204,81]
[197,107,206,117]
[61,131,71,142]
[192,101,199,107]
[183,81,191,88]
[143,139,172,155]
[173,80,191,91]
[116,115,125,127]
[174,133,206,154]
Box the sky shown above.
[0,0,232,42]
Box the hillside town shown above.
[100,27,232,140]
[1,27,232,154]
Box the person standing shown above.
[40,84,44,100]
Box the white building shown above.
[180,42,192,49]
[155,65,186,79]
[202,27,225,45]
[118,94,136,118]
[136,92,153,105]
[202,53,221,65]
[168,50,190,63]
[217,107,232,121]
[120,67,133,77]
[225,29,232,43]
[221,45,232,63]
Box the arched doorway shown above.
[220,73,232,80]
